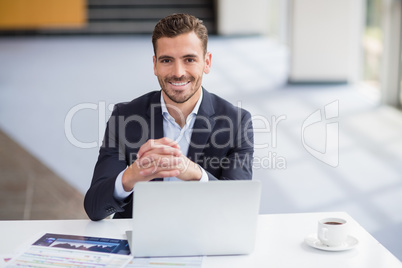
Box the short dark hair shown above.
[152,13,208,56]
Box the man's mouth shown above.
[169,81,190,86]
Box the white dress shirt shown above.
[114,90,208,200]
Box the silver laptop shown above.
[126,180,261,257]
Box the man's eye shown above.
[186,58,195,63]
[161,59,171,63]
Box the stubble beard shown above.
[160,76,201,104]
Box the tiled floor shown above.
[0,36,401,260]
[0,129,87,220]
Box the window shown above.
[362,0,383,98]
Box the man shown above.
[84,14,254,221]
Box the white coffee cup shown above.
[317,217,348,247]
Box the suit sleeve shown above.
[84,105,131,221]
[206,109,254,181]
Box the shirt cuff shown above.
[198,165,209,182]
[114,168,133,201]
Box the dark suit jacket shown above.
[84,88,254,221]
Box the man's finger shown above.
[139,146,182,161]
[137,155,182,168]
[139,165,181,177]
[137,138,180,158]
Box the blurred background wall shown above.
[2,0,396,97]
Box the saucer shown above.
[304,234,359,251]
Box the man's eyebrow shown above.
[157,55,174,60]
[182,54,198,58]
[157,54,199,60]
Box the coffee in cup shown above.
[317,218,348,247]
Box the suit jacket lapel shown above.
[187,88,216,161]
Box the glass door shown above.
[398,0,402,109]
[363,0,383,99]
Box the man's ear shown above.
[153,55,157,76]
[204,52,212,74]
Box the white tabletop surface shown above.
[1,212,401,267]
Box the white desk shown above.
[1,212,401,267]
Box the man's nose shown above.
[172,62,186,78]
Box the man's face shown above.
[153,31,211,104]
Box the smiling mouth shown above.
[169,81,190,86]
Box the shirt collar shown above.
[160,89,203,117]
